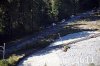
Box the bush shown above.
[0,60,9,66]
[63,45,70,52]
[0,54,23,66]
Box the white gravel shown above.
[18,31,100,66]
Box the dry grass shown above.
[66,9,100,31]
[67,20,100,31]
[0,54,24,66]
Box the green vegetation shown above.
[63,45,70,52]
[0,54,24,66]
[49,0,59,21]
[0,0,99,44]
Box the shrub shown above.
[0,60,9,66]
[63,45,70,52]
[0,54,23,66]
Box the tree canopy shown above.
[0,0,99,44]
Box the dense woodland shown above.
[0,0,100,44]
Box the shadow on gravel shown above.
[25,30,98,58]
[83,15,100,21]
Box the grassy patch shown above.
[0,54,24,66]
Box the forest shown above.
[0,0,100,44]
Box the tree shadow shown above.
[24,31,97,60]
[81,15,100,21]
